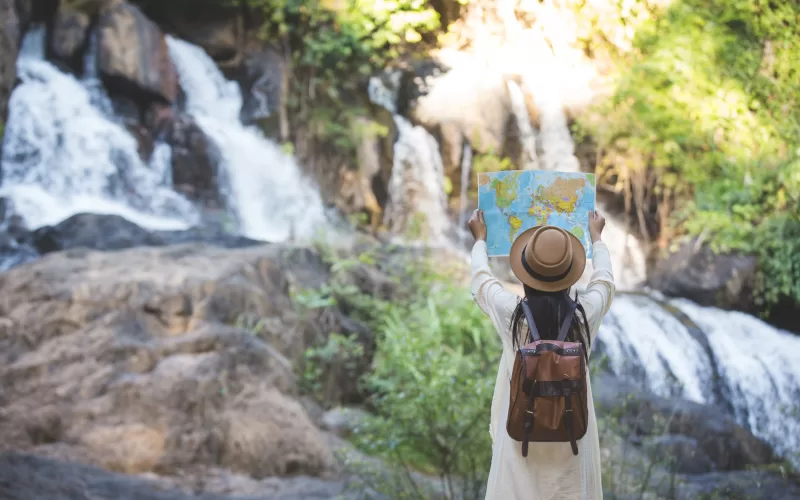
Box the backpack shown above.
[506,298,589,457]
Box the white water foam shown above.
[599,294,800,465]
[0,27,197,231]
[166,36,327,242]
[368,74,452,244]
[506,80,539,169]
[384,115,451,244]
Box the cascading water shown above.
[166,36,327,242]
[506,80,539,169]
[0,26,198,231]
[598,294,800,466]
[507,33,647,289]
[368,74,452,245]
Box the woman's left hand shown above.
[468,209,487,241]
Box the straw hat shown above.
[509,226,586,292]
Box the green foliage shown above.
[294,242,497,498]
[244,0,439,148]
[301,332,365,398]
[577,0,800,310]
[353,279,498,498]
[472,152,515,174]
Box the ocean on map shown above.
[477,170,596,258]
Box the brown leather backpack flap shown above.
[521,341,583,382]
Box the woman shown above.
[467,209,615,500]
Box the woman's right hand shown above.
[468,209,487,242]
[589,210,606,242]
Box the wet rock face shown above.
[238,45,283,124]
[162,113,223,206]
[592,372,776,473]
[96,1,178,104]
[647,239,758,312]
[48,4,91,72]
[0,0,23,123]
[131,0,242,64]
[28,213,261,254]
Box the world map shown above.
[477,170,596,258]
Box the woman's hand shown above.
[589,210,606,243]
[468,209,487,242]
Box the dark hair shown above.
[510,285,591,361]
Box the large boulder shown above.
[648,238,758,312]
[96,1,178,104]
[0,241,390,486]
[29,213,261,254]
[593,372,776,472]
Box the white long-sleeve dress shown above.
[471,240,616,500]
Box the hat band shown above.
[520,244,573,283]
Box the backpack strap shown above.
[564,394,579,456]
[557,298,579,342]
[522,390,536,457]
[523,297,579,343]
[520,299,540,342]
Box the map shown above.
[477,170,596,258]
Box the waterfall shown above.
[0,27,198,231]
[384,115,451,243]
[368,74,452,244]
[599,294,800,466]
[166,37,327,242]
[506,80,539,169]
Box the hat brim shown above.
[509,226,587,292]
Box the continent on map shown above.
[528,202,552,226]
[570,226,585,241]
[540,177,587,213]
[490,172,522,209]
[508,215,523,241]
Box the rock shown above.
[672,469,800,500]
[0,239,398,489]
[594,372,776,472]
[132,0,242,63]
[216,390,331,478]
[31,213,161,252]
[30,213,262,255]
[0,451,358,499]
[648,238,758,312]
[49,3,91,72]
[0,231,39,272]
[238,45,283,124]
[0,0,22,123]
[97,1,178,104]
[162,114,222,206]
[0,452,201,499]
[642,435,715,474]
[80,424,166,474]
[320,407,370,438]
